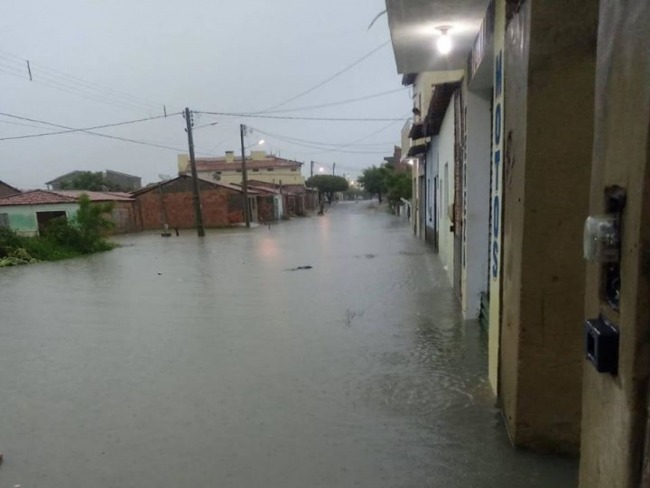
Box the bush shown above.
[0,194,116,267]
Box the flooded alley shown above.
[0,202,576,487]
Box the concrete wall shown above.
[0,182,20,198]
[425,136,439,248]
[438,100,456,286]
[104,171,141,191]
[216,169,304,186]
[462,88,491,318]
[499,0,598,454]
[488,0,506,395]
[579,1,650,486]
[0,203,79,236]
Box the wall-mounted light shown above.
[436,26,452,55]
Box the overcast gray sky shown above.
[1,0,410,188]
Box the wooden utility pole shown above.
[185,107,205,237]
[310,161,314,178]
[240,123,251,228]
[333,162,336,175]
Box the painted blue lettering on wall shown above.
[490,48,504,282]
[495,51,503,97]
[494,149,501,192]
[492,241,499,278]
[495,105,502,146]
[492,196,500,237]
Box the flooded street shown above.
[0,202,576,487]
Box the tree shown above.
[306,175,349,214]
[357,166,388,203]
[59,172,123,191]
[385,169,412,207]
[44,194,115,253]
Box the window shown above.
[236,169,242,173]
[267,168,274,172]
[0,213,8,228]
[253,169,259,172]
[291,169,297,172]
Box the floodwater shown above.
[0,202,576,487]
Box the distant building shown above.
[46,170,142,191]
[0,180,21,199]
[177,152,305,187]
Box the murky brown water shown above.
[0,202,576,487]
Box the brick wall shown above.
[257,196,275,222]
[108,201,138,233]
[134,178,243,230]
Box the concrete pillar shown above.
[579,1,650,486]
[499,0,598,454]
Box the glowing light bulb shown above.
[436,27,452,55]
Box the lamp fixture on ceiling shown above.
[436,26,453,55]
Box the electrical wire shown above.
[248,129,391,155]
[0,113,180,141]
[250,128,391,151]
[263,87,408,114]
[0,112,198,154]
[196,111,407,122]
[257,41,390,113]
[0,50,163,110]
[0,53,170,115]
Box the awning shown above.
[408,122,425,140]
[407,144,427,157]
[423,82,460,137]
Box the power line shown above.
[262,87,408,114]
[0,52,170,115]
[0,113,179,141]
[249,128,391,154]
[257,41,390,113]
[196,111,407,122]
[250,127,392,150]
[0,112,195,154]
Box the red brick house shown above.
[132,175,254,230]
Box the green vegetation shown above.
[306,175,350,214]
[357,166,389,203]
[59,171,125,191]
[0,194,116,267]
[358,162,412,210]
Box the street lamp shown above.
[239,126,267,228]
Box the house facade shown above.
[178,151,305,187]
[132,175,256,231]
[384,1,650,484]
[0,190,136,235]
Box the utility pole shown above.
[333,162,336,175]
[240,123,251,228]
[310,161,314,178]
[185,107,205,237]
